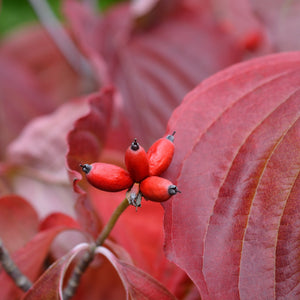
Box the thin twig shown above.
[63,198,130,300]
[0,238,32,292]
[28,0,95,81]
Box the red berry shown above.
[140,176,180,202]
[147,132,175,176]
[125,139,149,182]
[80,163,133,192]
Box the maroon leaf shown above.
[39,213,81,232]
[250,0,300,51]
[163,51,300,299]
[22,243,89,300]
[0,227,74,300]
[7,97,89,183]
[4,96,95,219]
[96,246,176,300]
[90,187,186,295]
[0,54,53,158]
[66,91,189,294]
[1,25,86,106]
[66,88,114,236]
[23,244,175,300]
[66,88,114,175]
[64,0,242,147]
[0,195,38,253]
[210,0,266,51]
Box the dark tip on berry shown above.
[166,131,176,142]
[168,184,181,196]
[80,164,92,174]
[131,138,140,151]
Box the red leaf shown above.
[0,195,38,253]
[0,227,73,300]
[22,243,89,300]
[90,188,185,293]
[163,52,300,299]
[39,213,81,232]
[0,55,53,158]
[66,93,189,295]
[250,0,300,51]
[96,246,176,300]
[66,88,114,175]
[64,0,242,147]
[7,97,89,183]
[23,244,175,300]
[210,0,265,51]
[1,25,85,106]
[66,88,114,236]
[5,96,93,219]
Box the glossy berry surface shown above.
[81,163,133,192]
[147,133,175,176]
[140,176,180,202]
[125,139,149,182]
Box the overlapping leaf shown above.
[89,187,185,294]
[4,94,100,218]
[67,99,189,297]
[0,199,82,300]
[249,0,300,51]
[0,195,38,253]
[0,55,52,159]
[64,0,242,147]
[23,243,175,300]
[1,25,87,104]
[209,0,266,51]
[163,51,300,299]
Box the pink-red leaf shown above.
[4,96,95,218]
[66,92,189,295]
[210,0,265,51]
[0,55,52,158]
[22,243,88,300]
[23,244,175,300]
[66,88,114,236]
[250,0,300,51]
[0,228,73,300]
[64,0,242,147]
[164,51,300,299]
[67,88,114,176]
[0,209,83,300]
[96,246,176,300]
[1,25,85,106]
[90,188,185,294]
[0,195,38,253]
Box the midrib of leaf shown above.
[170,64,300,297]
[237,98,300,298]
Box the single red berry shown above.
[140,176,180,202]
[125,139,149,182]
[147,131,175,176]
[80,163,133,192]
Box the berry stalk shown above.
[63,197,130,300]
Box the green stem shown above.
[95,198,130,246]
[63,198,130,300]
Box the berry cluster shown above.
[80,132,180,208]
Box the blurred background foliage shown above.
[0,0,128,36]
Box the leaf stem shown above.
[0,238,32,292]
[63,197,130,300]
